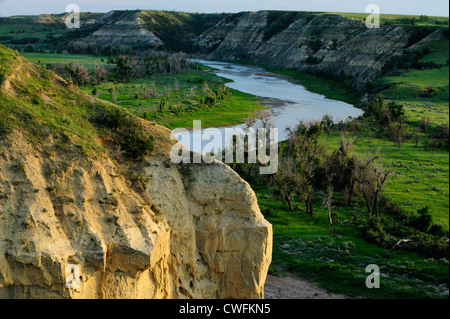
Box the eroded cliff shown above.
[197,11,415,92]
[0,45,272,299]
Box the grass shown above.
[80,65,266,129]
[265,67,364,108]
[274,35,449,229]
[0,45,155,160]
[244,30,448,298]
[22,52,113,70]
[321,134,449,228]
[15,51,266,130]
[86,77,265,129]
[374,39,449,125]
[3,19,448,297]
[324,12,449,27]
[255,185,449,299]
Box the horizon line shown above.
[1,9,449,19]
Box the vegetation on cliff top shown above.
[0,44,155,159]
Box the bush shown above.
[410,207,434,233]
[120,126,155,158]
[419,86,437,98]
[361,217,396,248]
[89,104,155,158]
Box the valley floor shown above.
[264,273,346,299]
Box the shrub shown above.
[419,86,437,98]
[120,128,155,158]
[411,207,434,233]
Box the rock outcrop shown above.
[0,46,272,299]
[0,133,272,299]
[197,11,414,92]
[0,129,272,299]
[70,10,426,92]
[79,11,163,47]
[7,9,436,93]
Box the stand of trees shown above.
[51,51,191,85]
[270,120,391,219]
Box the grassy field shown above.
[374,39,449,126]
[251,27,448,298]
[22,52,112,70]
[81,68,266,129]
[14,51,266,129]
[321,134,449,228]
[325,12,449,26]
[255,185,449,299]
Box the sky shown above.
[0,0,448,17]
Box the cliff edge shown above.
[0,45,272,299]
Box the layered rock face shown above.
[70,10,416,92]
[81,11,162,47]
[0,132,271,299]
[198,11,412,92]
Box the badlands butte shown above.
[0,9,447,299]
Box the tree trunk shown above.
[363,192,371,216]
[245,163,256,181]
[286,194,294,211]
[346,180,356,206]
[327,202,332,224]
[307,195,314,217]
[373,193,380,218]
[279,194,286,207]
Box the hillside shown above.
[0,44,272,298]
[1,10,448,93]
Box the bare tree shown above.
[276,121,324,216]
[94,64,109,83]
[346,152,380,207]
[356,165,390,218]
[323,185,334,224]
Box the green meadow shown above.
[81,69,265,129]
[255,184,449,299]
[325,12,449,26]
[22,52,112,70]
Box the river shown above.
[172,60,364,154]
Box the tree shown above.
[346,152,380,207]
[111,86,118,104]
[387,101,405,122]
[115,56,133,82]
[64,63,90,85]
[94,64,109,83]
[356,166,390,218]
[392,122,407,150]
[412,128,421,147]
[150,82,157,98]
[279,121,325,216]
[227,111,274,183]
[323,185,334,224]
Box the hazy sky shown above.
[0,0,448,17]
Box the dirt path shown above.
[264,274,346,299]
